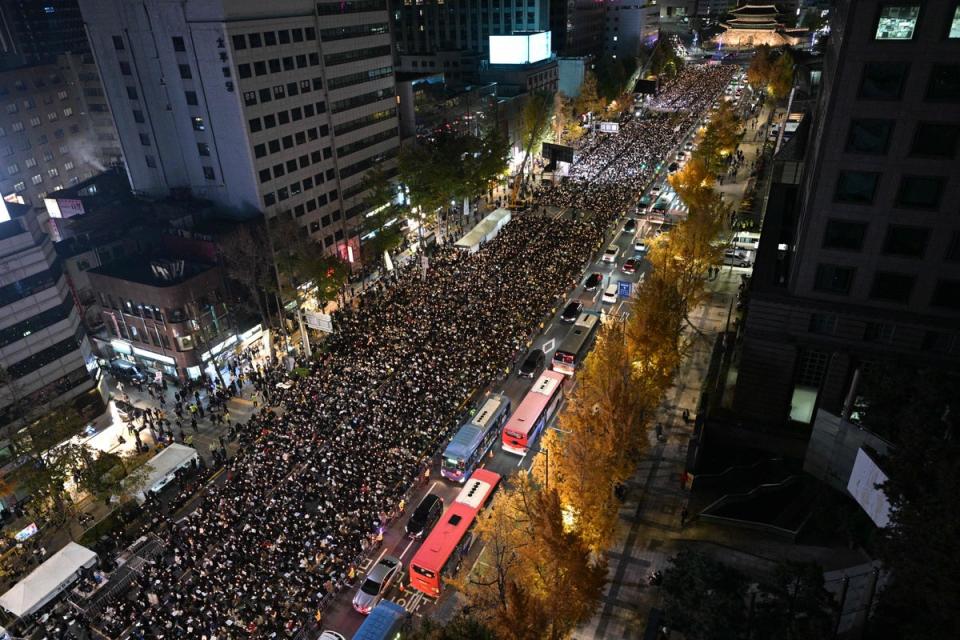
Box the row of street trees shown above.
[453,115,735,638]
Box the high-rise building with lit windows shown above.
[734,0,960,426]
[390,0,550,75]
[79,0,401,259]
[0,202,98,441]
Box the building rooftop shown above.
[88,254,215,287]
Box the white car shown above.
[650,185,662,197]
[723,250,752,268]
[319,633,347,640]
[602,283,618,304]
[601,245,619,263]
[634,240,648,255]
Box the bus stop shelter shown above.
[454,208,512,254]
[0,542,98,618]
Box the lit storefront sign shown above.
[201,334,238,362]
[132,347,176,366]
[110,339,133,355]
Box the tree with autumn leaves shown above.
[695,100,744,176]
[454,474,607,640]
[747,45,795,100]
[452,101,734,637]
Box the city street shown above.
[320,180,672,636]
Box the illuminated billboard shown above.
[489,31,552,65]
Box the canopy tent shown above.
[454,208,512,254]
[126,443,199,504]
[0,542,98,617]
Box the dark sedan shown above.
[561,301,583,323]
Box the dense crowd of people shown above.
[537,65,737,220]
[75,64,737,640]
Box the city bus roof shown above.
[503,370,565,435]
[443,395,508,460]
[470,395,507,430]
[411,469,501,572]
[443,423,484,461]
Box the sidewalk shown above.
[573,267,740,640]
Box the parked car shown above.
[723,249,752,268]
[602,283,618,304]
[650,184,662,197]
[634,240,648,255]
[601,245,619,263]
[622,258,638,274]
[114,400,139,418]
[405,494,443,539]
[110,360,146,383]
[623,219,637,234]
[668,162,680,173]
[561,301,583,323]
[353,556,402,614]
[584,272,603,291]
[318,632,346,640]
[519,349,546,379]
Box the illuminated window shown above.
[950,6,960,38]
[875,5,920,40]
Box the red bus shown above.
[501,370,565,455]
[409,468,501,596]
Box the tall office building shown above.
[0,203,98,439]
[79,0,401,258]
[391,0,549,71]
[734,0,960,426]
[603,2,660,59]
[550,0,605,57]
[0,0,88,66]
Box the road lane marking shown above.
[398,538,416,560]
[541,338,556,354]
[370,546,390,573]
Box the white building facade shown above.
[79,0,401,257]
[0,206,98,439]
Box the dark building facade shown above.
[390,0,550,65]
[0,0,88,65]
[550,0,605,57]
[734,0,960,427]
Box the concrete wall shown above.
[803,408,891,495]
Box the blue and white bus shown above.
[441,394,511,482]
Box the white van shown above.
[602,283,618,304]
[731,232,760,251]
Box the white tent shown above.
[0,542,98,617]
[454,208,512,253]
[127,443,199,504]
